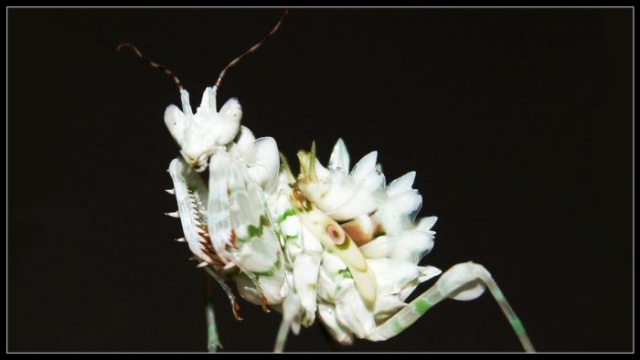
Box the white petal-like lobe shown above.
[328,138,350,173]
[334,282,376,339]
[233,126,256,162]
[293,254,320,324]
[246,137,280,193]
[386,171,416,196]
[350,151,378,182]
[318,303,353,345]
[359,226,434,263]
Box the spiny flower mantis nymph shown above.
[119,10,535,353]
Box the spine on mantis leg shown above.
[167,157,214,265]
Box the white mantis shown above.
[119,10,535,352]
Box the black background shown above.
[8,8,632,352]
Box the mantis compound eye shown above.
[219,98,242,122]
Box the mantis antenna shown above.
[117,42,183,90]
[215,9,288,88]
[117,9,288,91]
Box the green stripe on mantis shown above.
[392,318,406,334]
[239,215,273,243]
[247,223,263,238]
[277,208,296,224]
[338,268,353,279]
[510,317,527,338]
[492,285,528,337]
[284,234,298,242]
[414,298,432,315]
[254,258,282,277]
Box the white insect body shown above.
[165,91,286,308]
[120,11,535,352]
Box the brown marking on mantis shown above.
[117,43,183,90]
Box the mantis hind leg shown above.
[370,262,535,352]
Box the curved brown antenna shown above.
[215,9,289,88]
[117,43,183,90]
